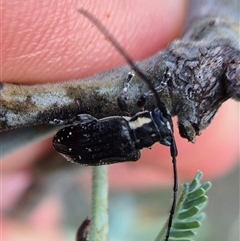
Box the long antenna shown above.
[78,8,178,240]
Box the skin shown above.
[2,0,239,240]
[3,0,186,83]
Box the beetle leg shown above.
[72,114,98,124]
[137,68,172,110]
[50,114,97,126]
[49,119,70,125]
[117,71,135,116]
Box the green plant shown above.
[155,171,211,241]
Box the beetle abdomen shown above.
[53,116,140,165]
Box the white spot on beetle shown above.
[123,116,131,121]
[68,148,72,152]
[69,132,72,135]
[167,121,172,131]
[128,117,151,130]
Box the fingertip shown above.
[3,0,189,83]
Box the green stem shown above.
[89,166,109,241]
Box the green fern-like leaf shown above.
[155,171,211,241]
